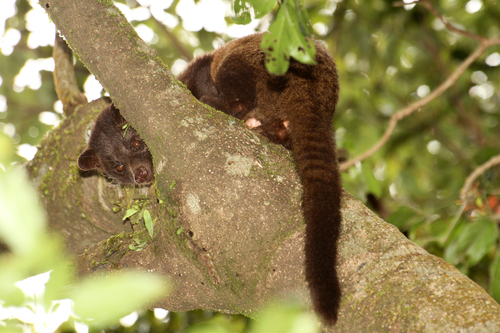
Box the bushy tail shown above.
[290,116,342,325]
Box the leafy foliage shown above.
[233,0,276,24]
[0,144,169,332]
[250,301,319,333]
[120,199,155,240]
[1,0,500,331]
[71,271,166,328]
[234,0,316,74]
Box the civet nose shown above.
[134,166,150,184]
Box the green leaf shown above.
[71,271,168,329]
[411,217,445,243]
[445,218,498,267]
[0,168,74,306]
[491,248,500,302]
[0,323,23,333]
[464,218,498,267]
[129,236,148,251]
[232,0,252,24]
[123,208,139,220]
[129,236,147,251]
[261,0,316,75]
[386,206,416,229]
[444,238,462,265]
[129,243,144,251]
[253,0,277,18]
[443,222,467,265]
[185,322,231,333]
[44,260,75,305]
[250,301,319,333]
[0,258,30,305]
[144,209,154,238]
[177,226,184,235]
[132,236,143,244]
[122,123,130,137]
[0,240,70,306]
[361,163,382,198]
[233,0,276,24]
[0,168,46,256]
[0,132,16,166]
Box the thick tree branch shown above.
[32,0,500,331]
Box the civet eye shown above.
[115,164,124,173]
[132,140,141,150]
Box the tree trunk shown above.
[30,0,500,331]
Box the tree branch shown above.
[460,154,500,204]
[340,1,500,171]
[340,42,490,171]
[417,0,486,41]
[150,13,193,61]
[33,0,500,331]
[52,33,88,117]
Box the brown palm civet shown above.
[78,103,154,185]
[178,33,342,325]
[77,32,342,324]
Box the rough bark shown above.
[29,0,500,331]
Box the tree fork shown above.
[31,0,500,331]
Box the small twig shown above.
[394,1,485,41]
[392,0,418,6]
[440,203,465,245]
[442,153,500,243]
[149,9,193,61]
[418,0,485,41]
[460,154,500,204]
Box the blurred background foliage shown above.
[1,0,500,331]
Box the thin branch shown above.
[339,42,490,171]
[418,1,486,41]
[441,203,465,245]
[339,0,500,171]
[448,153,500,241]
[148,8,193,61]
[460,154,500,204]
[52,34,88,117]
[394,0,485,41]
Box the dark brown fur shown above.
[78,104,154,185]
[179,33,342,324]
[78,33,341,324]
